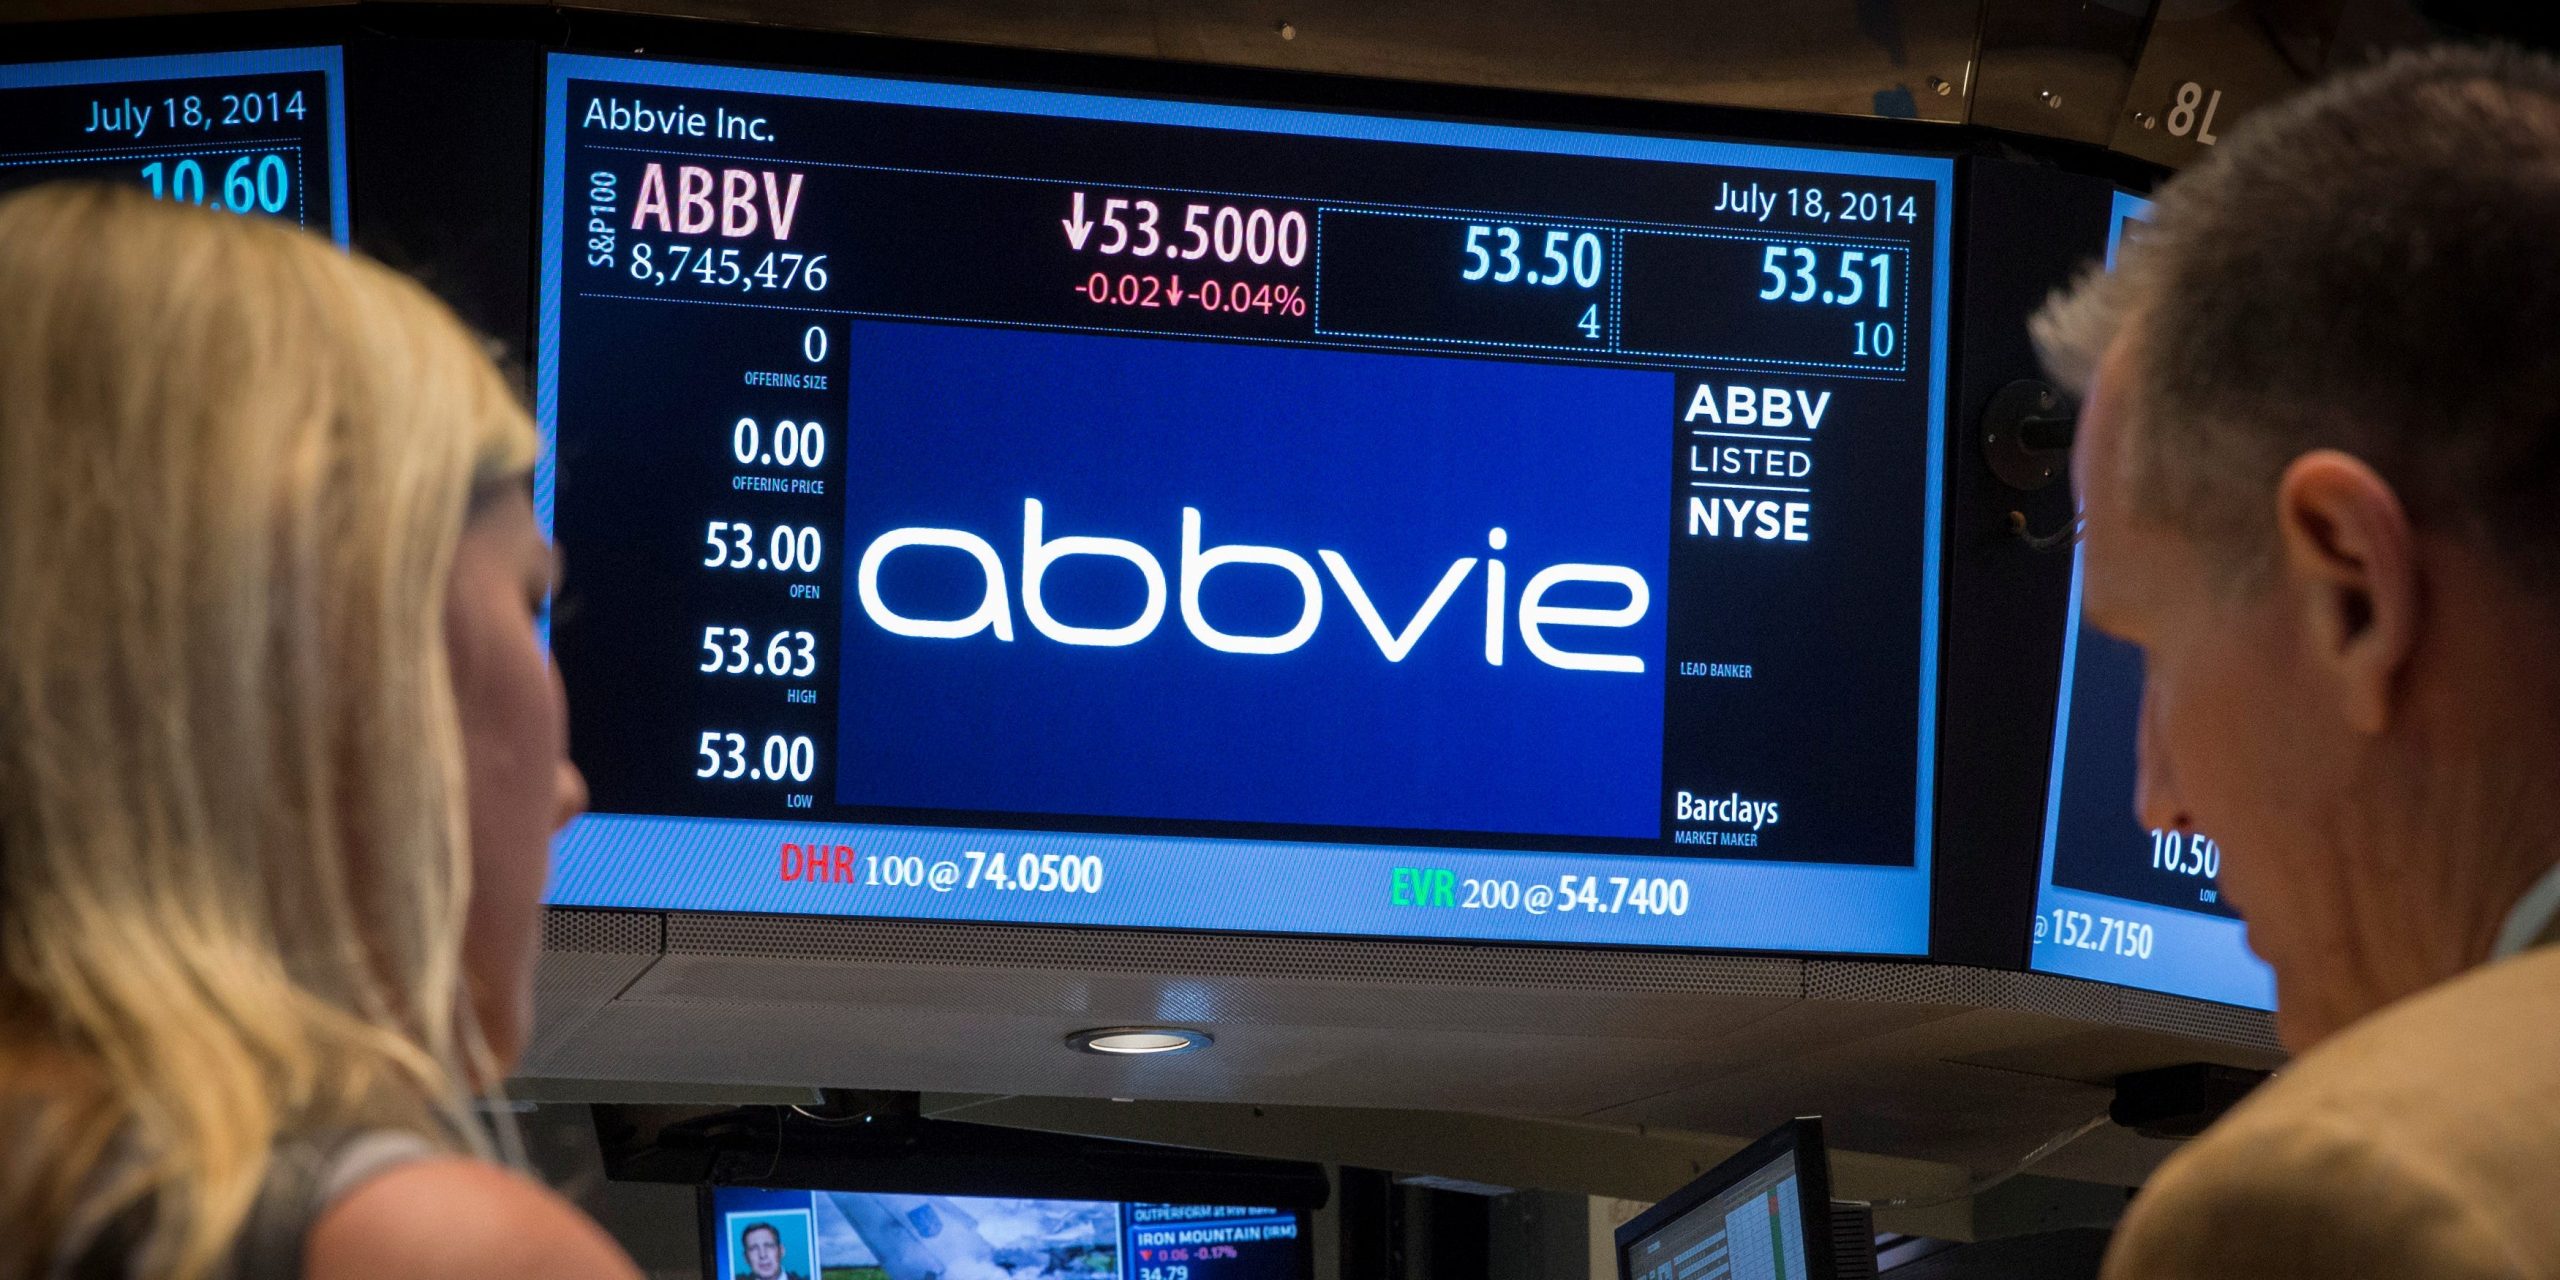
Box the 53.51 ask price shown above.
[1756,245,1901,358]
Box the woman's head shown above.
[0,183,578,1275]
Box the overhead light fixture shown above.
[1067,1026,1212,1056]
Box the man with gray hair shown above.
[2034,44,2560,1279]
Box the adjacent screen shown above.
[706,1188,1306,1280]
[0,47,347,241]
[2028,193,2276,1008]
[1617,1120,1838,1280]
[539,53,1951,953]
[1625,1153,1807,1280]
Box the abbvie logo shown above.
[856,499,1651,672]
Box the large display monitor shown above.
[2027,192,2276,1008]
[1614,1118,1866,1280]
[705,1187,1308,1280]
[0,46,348,241]
[537,51,1952,954]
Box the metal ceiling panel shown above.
[522,909,2282,1191]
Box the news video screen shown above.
[707,1188,1307,1280]
[2027,195,2275,1008]
[1622,1149,1808,1280]
[0,47,347,241]
[538,53,1952,954]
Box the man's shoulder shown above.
[2267,944,2560,1120]
[308,1157,642,1280]
[2101,948,2560,1280]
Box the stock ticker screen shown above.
[707,1187,1306,1280]
[0,47,347,241]
[2028,196,2276,1007]
[538,53,1952,954]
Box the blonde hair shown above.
[0,184,539,1277]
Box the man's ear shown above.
[2272,449,2417,734]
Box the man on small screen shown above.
[737,1222,807,1280]
[2034,43,2560,1280]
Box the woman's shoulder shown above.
[305,1155,640,1280]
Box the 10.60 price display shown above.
[139,153,294,216]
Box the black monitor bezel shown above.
[1614,1116,1838,1280]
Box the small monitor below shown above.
[1615,1118,1872,1280]
[706,1186,1309,1280]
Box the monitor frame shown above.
[531,36,1955,959]
[1613,1116,1839,1280]
[0,4,2185,977]
[517,8,2160,971]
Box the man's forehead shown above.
[2080,334,2145,483]
[2073,336,2153,620]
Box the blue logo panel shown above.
[836,322,1669,839]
